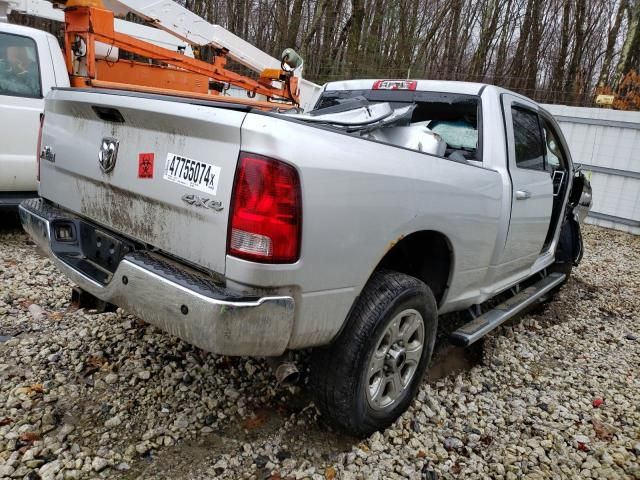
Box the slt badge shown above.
[98,137,119,173]
[181,194,224,211]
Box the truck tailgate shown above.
[39,89,247,275]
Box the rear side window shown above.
[511,106,544,171]
[0,32,42,98]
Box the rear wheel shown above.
[310,270,438,436]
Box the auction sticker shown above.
[163,153,221,195]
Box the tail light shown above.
[228,152,301,263]
[36,113,44,181]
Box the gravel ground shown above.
[0,212,639,480]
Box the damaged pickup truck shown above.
[20,79,592,435]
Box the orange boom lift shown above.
[59,0,300,109]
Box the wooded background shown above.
[10,0,640,107]
[183,0,640,107]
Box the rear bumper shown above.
[19,198,295,356]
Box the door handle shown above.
[515,190,531,200]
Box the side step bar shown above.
[449,272,566,347]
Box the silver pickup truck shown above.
[20,79,592,435]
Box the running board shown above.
[449,272,566,347]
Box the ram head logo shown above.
[98,137,119,174]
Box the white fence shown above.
[543,104,640,235]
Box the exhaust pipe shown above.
[274,362,300,386]
[266,356,300,386]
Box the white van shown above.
[0,22,68,209]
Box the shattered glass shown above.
[428,120,478,150]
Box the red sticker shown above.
[138,153,154,178]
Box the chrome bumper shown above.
[19,198,295,356]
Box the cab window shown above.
[314,90,482,162]
[0,32,42,98]
[511,106,545,171]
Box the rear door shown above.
[499,95,553,276]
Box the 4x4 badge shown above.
[98,137,119,173]
[181,194,223,211]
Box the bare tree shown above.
[21,0,624,106]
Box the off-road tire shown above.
[310,269,438,436]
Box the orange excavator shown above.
[596,70,640,111]
[58,0,303,110]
